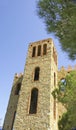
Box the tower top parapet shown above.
[30,38,53,45]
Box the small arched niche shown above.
[43,44,47,55]
[37,45,41,56]
[34,67,40,81]
[32,46,36,57]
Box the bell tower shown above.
[3,38,58,130]
[13,38,58,130]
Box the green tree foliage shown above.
[37,0,76,59]
[52,71,76,130]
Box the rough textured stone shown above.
[2,74,23,130]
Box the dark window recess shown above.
[11,111,16,130]
[60,78,66,91]
[29,88,38,114]
[37,45,41,56]
[43,44,47,55]
[34,67,40,81]
[32,46,36,57]
[54,72,56,87]
[15,83,21,95]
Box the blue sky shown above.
[0,0,76,126]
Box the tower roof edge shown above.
[29,38,53,45]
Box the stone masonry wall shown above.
[13,38,58,130]
[3,74,23,130]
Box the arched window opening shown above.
[54,72,56,87]
[15,83,21,95]
[60,78,66,91]
[34,67,40,81]
[11,111,16,130]
[37,45,41,56]
[32,46,36,57]
[53,99,56,119]
[29,88,38,114]
[60,78,66,84]
[43,44,47,55]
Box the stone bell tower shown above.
[13,38,58,130]
[3,38,58,130]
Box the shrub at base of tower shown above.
[52,71,76,130]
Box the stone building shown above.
[3,38,75,130]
